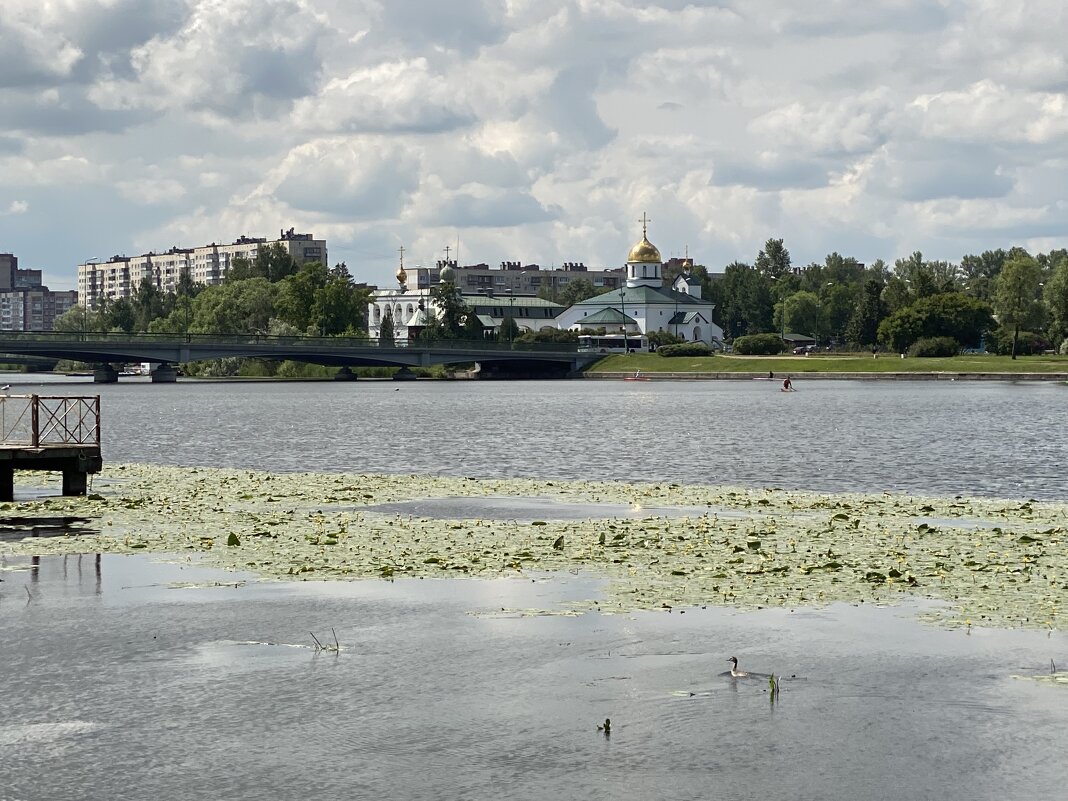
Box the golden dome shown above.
[396,265,408,285]
[627,235,662,264]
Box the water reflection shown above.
[1,554,1066,801]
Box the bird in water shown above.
[597,718,611,734]
[726,656,749,677]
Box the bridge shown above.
[0,332,602,381]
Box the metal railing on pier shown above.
[0,395,101,447]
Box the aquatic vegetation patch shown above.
[1,464,1066,630]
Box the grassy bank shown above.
[588,353,1068,375]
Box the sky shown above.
[1,0,1066,292]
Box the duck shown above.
[726,656,749,677]
[597,718,611,734]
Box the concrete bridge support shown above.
[150,364,179,383]
[93,364,119,383]
[334,366,358,381]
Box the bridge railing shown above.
[0,331,582,353]
[0,395,101,447]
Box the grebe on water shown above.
[726,656,749,677]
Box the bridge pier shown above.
[334,366,358,381]
[150,364,179,383]
[392,366,417,381]
[93,364,119,384]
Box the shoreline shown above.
[585,371,1068,381]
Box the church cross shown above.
[638,212,651,238]
[398,245,405,267]
[444,245,451,262]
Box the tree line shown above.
[56,244,371,339]
[56,238,1068,360]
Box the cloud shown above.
[125,0,331,118]
[749,89,895,157]
[4,0,1068,289]
[293,58,475,134]
[0,10,83,88]
[910,81,1068,146]
[2,200,29,215]
[268,138,422,217]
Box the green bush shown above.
[988,328,1050,355]
[647,330,683,348]
[908,336,960,357]
[732,333,784,355]
[657,342,714,357]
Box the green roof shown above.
[577,307,637,325]
[462,294,563,310]
[571,285,705,306]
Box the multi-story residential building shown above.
[0,253,79,331]
[407,260,624,298]
[77,228,327,309]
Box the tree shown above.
[498,315,519,342]
[461,310,486,340]
[960,249,1006,301]
[379,306,395,345]
[712,262,774,338]
[190,278,276,334]
[130,276,165,332]
[225,243,299,283]
[556,278,598,306]
[994,253,1045,359]
[101,297,136,333]
[878,292,994,352]
[275,262,329,331]
[774,291,819,337]
[314,275,366,336]
[846,276,887,348]
[1043,256,1068,348]
[429,279,466,339]
[755,238,791,279]
[53,306,102,334]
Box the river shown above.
[1,375,1066,801]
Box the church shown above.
[553,218,723,346]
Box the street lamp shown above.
[618,285,628,349]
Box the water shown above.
[1,374,1067,799]
[4,374,1067,499]
[1,555,1065,801]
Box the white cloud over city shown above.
[0,0,1066,290]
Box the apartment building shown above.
[77,228,328,309]
[0,252,78,331]
[407,260,624,297]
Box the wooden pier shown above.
[0,395,102,501]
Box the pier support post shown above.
[93,364,119,384]
[62,469,88,497]
[0,466,12,502]
[392,366,417,381]
[334,366,357,381]
[150,364,179,383]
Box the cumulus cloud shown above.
[268,138,422,217]
[2,200,29,215]
[3,0,1068,287]
[293,58,474,134]
[910,81,1068,146]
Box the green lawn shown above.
[588,353,1068,374]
